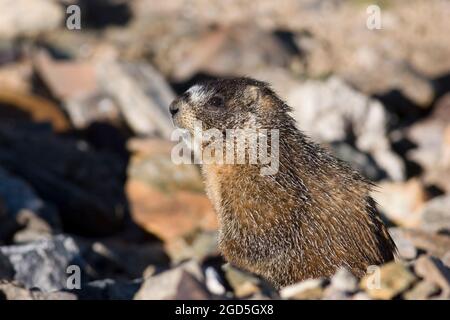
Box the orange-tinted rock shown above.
[372,179,428,228]
[126,179,217,242]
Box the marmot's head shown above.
[169,77,289,133]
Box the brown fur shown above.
[170,77,396,288]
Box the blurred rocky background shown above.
[0,0,449,300]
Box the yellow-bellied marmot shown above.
[169,77,396,288]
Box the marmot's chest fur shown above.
[202,130,395,289]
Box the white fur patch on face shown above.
[186,84,212,104]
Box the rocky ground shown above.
[0,0,450,300]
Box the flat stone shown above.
[403,280,440,300]
[134,260,205,300]
[360,262,417,300]
[420,195,450,233]
[389,228,417,260]
[279,278,324,300]
[0,235,85,292]
[414,255,450,299]
[372,179,428,228]
[223,264,262,298]
[329,268,358,293]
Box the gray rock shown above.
[77,278,143,300]
[360,262,417,300]
[0,0,63,40]
[134,260,206,299]
[403,280,440,300]
[443,252,450,269]
[330,142,386,181]
[287,77,404,181]
[97,61,175,139]
[0,281,77,300]
[389,228,417,260]
[0,167,61,242]
[0,235,85,292]
[205,266,226,296]
[420,195,450,233]
[223,263,270,298]
[414,255,450,299]
[393,228,450,260]
[0,251,14,280]
[329,268,358,293]
[279,278,325,300]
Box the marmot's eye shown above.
[209,96,224,108]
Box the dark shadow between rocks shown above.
[391,137,423,179]
[373,89,430,129]
[76,0,133,29]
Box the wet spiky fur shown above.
[170,77,396,288]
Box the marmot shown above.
[169,77,396,288]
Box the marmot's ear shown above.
[243,85,261,106]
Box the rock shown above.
[287,77,404,181]
[13,209,54,243]
[0,122,128,236]
[126,179,217,243]
[134,260,209,299]
[223,264,264,298]
[444,252,450,269]
[197,26,295,79]
[0,167,61,242]
[97,60,174,138]
[64,93,122,129]
[372,179,428,228]
[0,88,70,132]
[205,266,226,296]
[127,139,204,193]
[0,235,86,292]
[0,251,15,280]
[174,272,212,299]
[0,0,63,39]
[414,255,450,299]
[280,278,324,300]
[0,281,34,300]
[29,290,78,300]
[77,278,143,300]
[352,292,371,300]
[329,142,386,181]
[164,27,228,81]
[393,229,450,260]
[81,238,170,280]
[388,228,417,260]
[407,93,450,193]
[403,280,440,300]
[0,167,46,216]
[0,60,33,93]
[321,268,358,300]
[360,262,417,300]
[34,50,98,101]
[329,268,358,293]
[165,231,219,264]
[0,281,77,300]
[419,195,450,233]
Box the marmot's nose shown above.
[169,101,179,116]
